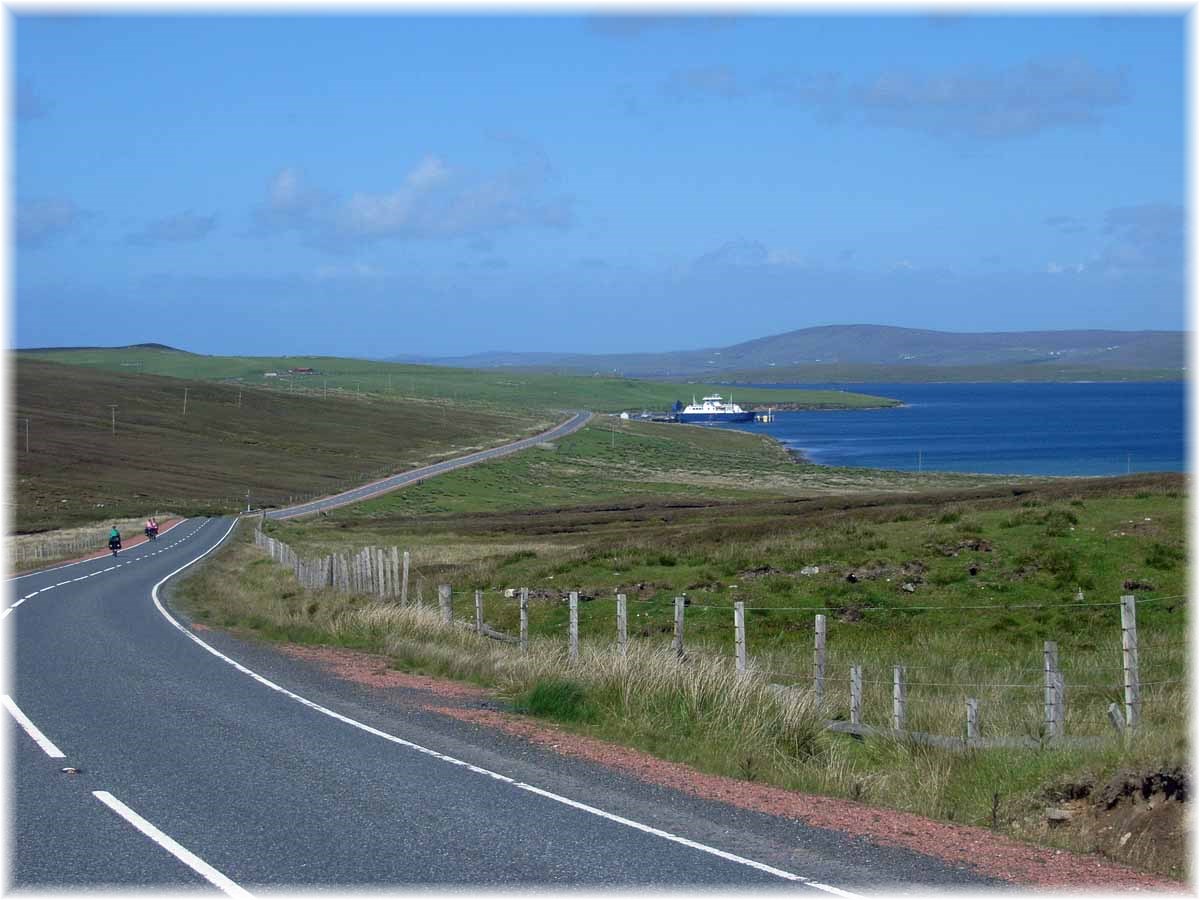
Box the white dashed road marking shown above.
[92,791,252,897]
[3,695,66,758]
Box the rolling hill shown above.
[393,325,1186,381]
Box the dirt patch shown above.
[935,538,994,557]
[274,643,490,698]
[423,704,1182,891]
[1036,768,1188,881]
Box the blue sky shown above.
[14,12,1187,357]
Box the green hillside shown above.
[17,345,901,412]
[12,359,552,533]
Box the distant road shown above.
[267,410,592,520]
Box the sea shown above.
[707,382,1187,477]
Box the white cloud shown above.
[256,148,571,247]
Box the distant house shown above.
[264,372,278,378]
[288,367,316,375]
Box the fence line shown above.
[252,525,1181,749]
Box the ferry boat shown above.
[676,394,754,423]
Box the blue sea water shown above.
[707,382,1187,477]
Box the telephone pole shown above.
[23,417,29,454]
[109,405,118,435]
[182,387,189,416]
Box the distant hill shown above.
[389,325,1186,381]
[18,342,189,353]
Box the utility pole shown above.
[237,390,242,408]
[23,417,29,454]
[183,387,189,416]
[324,379,328,399]
[354,381,361,395]
[109,405,118,435]
[918,449,922,472]
[1127,453,1131,475]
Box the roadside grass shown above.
[18,345,900,413]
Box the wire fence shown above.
[252,524,1187,748]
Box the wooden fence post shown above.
[438,584,452,625]
[1121,595,1140,731]
[892,666,907,732]
[569,592,579,661]
[673,596,685,659]
[1043,640,1059,738]
[390,548,400,598]
[1054,671,1066,737]
[401,551,410,604]
[733,602,746,673]
[377,549,387,599]
[850,665,862,726]
[475,590,484,634]
[966,697,979,743]
[616,594,628,657]
[813,613,827,703]
[1107,701,1126,735]
[519,588,529,652]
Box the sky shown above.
[13,9,1189,357]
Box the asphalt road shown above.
[7,424,998,893]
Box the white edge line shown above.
[151,517,861,897]
[2,694,65,758]
[8,518,192,581]
[92,790,252,898]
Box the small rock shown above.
[1045,808,1072,824]
[901,582,916,593]
[800,565,820,576]
[1119,832,1132,847]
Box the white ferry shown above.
[675,394,754,423]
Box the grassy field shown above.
[17,345,900,413]
[292,416,999,519]
[11,358,553,533]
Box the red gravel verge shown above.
[261,643,1185,892]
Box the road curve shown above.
[7,416,996,892]
[267,410,592,520]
